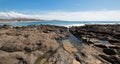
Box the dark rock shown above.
[108,45,120,49]
[108,39,120,43]
[94,44,108,48]
[113,33,120,39]
[1,24,120,64]
[103,48,117,55]
[99,54,120,64]
[2,24,13,29]
[70,24,120,64]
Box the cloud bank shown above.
[0,11,32,19]
[0,10,120,21]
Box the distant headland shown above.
[0,18,44,22]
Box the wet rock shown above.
[0,24,120,64]
[103,48,117,55]
[94,44,108,48]
[108,39,120,43]
[99,54,120,64]
[108,45,120,49]
[89,38,101,44]
[70,24,120,64]
[2,24,13,29]
[113,33,120,39]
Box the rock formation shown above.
[0,24,120,64]
[70,24,120,64]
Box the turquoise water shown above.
[0,21,120,27]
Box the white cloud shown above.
[0,10,120,21]
[0,11,32,19]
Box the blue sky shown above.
[0,0,120,12]
[0,0,120,21]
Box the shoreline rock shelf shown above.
[0,24,120,64]
[70,24,120,64]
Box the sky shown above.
[0,0,120,21]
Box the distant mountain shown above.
[0,18,44,22]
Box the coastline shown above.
[0,20,45,23]
[0,21,120,28]
[0,24,120,64]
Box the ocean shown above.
[0,21,120,27]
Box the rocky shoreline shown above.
[70,24,120,64]
[0,24,120,64]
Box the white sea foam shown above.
[59,22,120,27]
[60,24,85,27]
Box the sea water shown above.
[0,21,120,27]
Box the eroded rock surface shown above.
[0,24,120,64]
[0,25,70,64]
[70,24,120,64]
